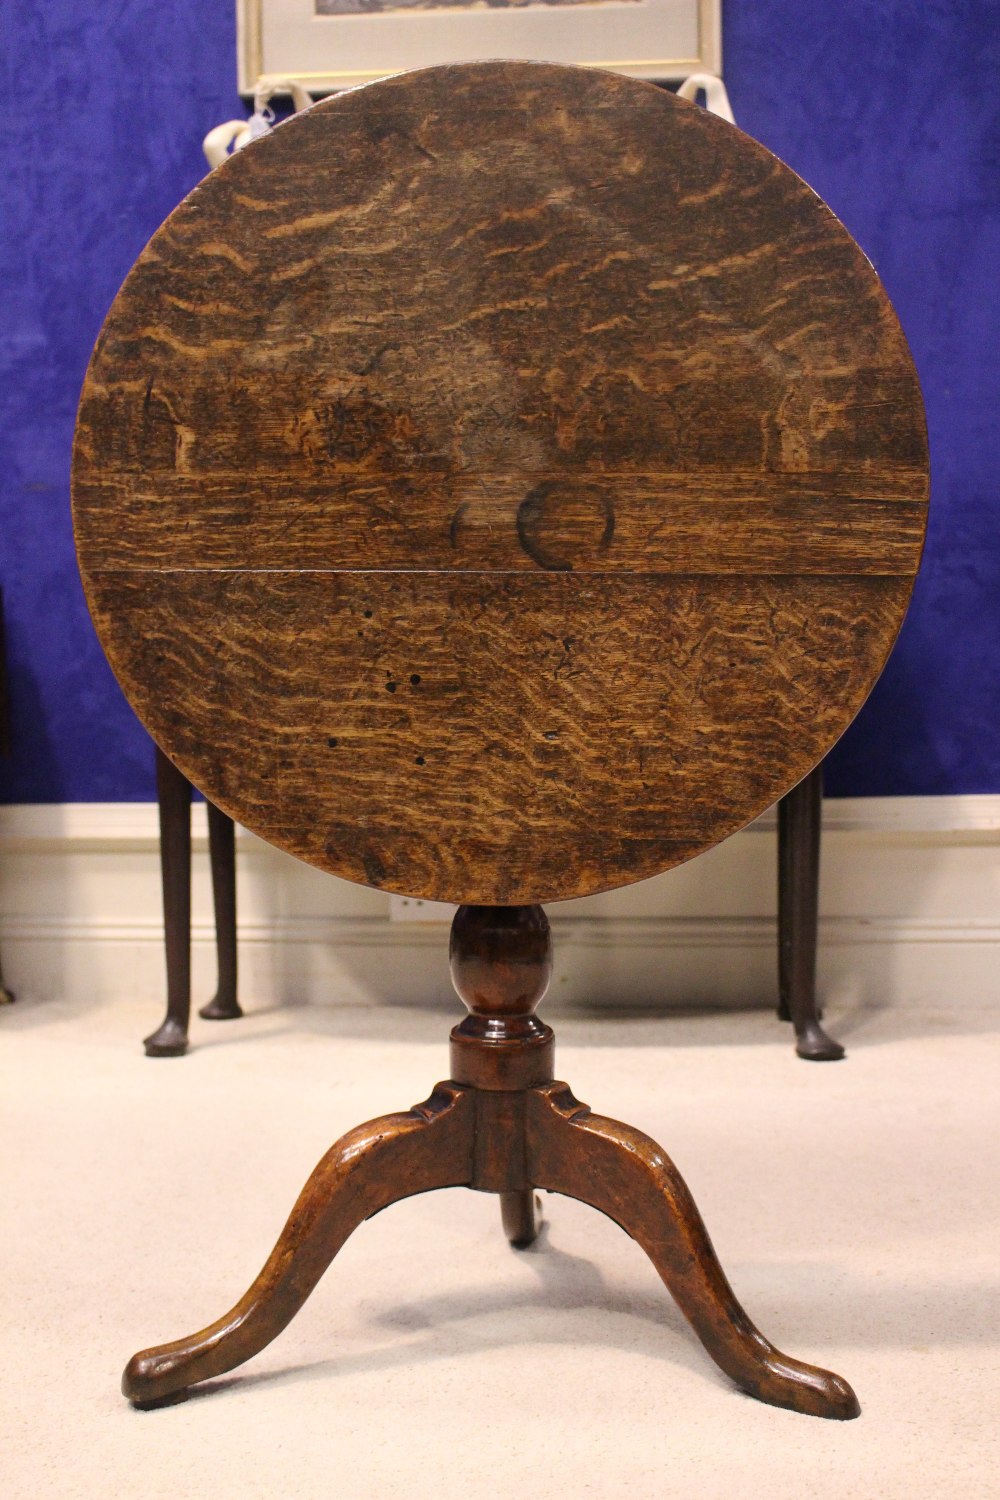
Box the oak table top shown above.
[72,61,928,904]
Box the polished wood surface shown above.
[124,903,858,1419]
[72,60,928,904]
[527,1082,857,1419]
[124,1081,474,1404]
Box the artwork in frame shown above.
[237,0,720,95]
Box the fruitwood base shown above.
[123,905,859,1420]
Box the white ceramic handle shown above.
[202,79,313,171]
[202,120,252,170]
[677,72,736,125]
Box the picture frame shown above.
[237,0,721,97]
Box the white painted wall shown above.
[2,798,999,1019]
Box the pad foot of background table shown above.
[198,994,243,1021]
[142,1016,188,1058]
[794,1020,846,1062]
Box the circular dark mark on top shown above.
[515,482,615,572]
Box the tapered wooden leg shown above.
[145,747,192,1057]
[199,800,241,1021]
[124,1082,475,1404]
[527,1082,859,1419]
[778,765,844,1061]
[500,1190,540,1248]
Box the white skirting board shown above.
[1,797,999,1014]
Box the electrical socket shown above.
[388,896,457,923]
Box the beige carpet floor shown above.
[3,988,999,1499]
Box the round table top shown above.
[72,61,928,904]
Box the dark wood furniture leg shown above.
[199,801,241,1022]
[500,1190,541,1248]
[124,905,858,1419]
[144,747,193,1057]
[777,766,844,1061]
[124,1083,474,1403]
[146,751,241,1055]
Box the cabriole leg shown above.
[123,1083,474,1404]
[500,1190,540,1248]
[526,1082,859,1420]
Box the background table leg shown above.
[145,747,192,1057]
[778,765,844,1060]
[199,800,241,1022]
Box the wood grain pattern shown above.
[72,60,929,903]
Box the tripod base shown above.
[124,906,858,1421]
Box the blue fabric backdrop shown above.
[2,1,997,802]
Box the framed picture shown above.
[238,0,721,96]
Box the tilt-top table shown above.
[72,61,928,1419]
